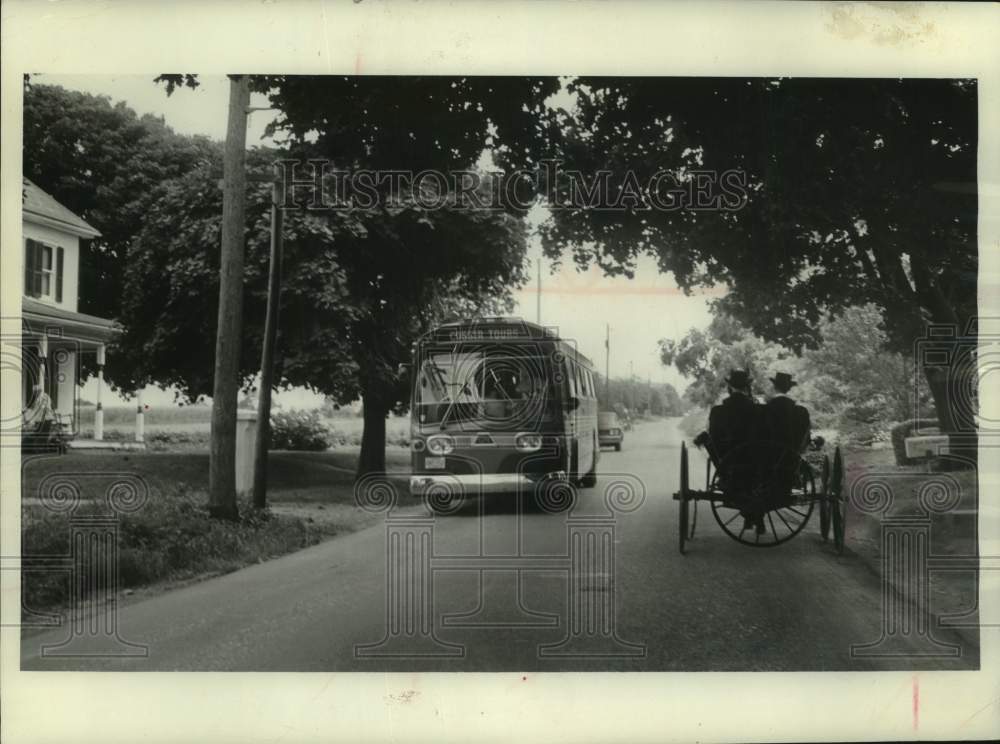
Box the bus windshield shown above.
[414,346,557,429]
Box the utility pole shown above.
[536,258,541,324]
[208,75,250,521]
[605,323,611,405]
[252,165,284,510]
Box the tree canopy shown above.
[542,77,977,436]
[23,81,217,319]
[665,305,933,444]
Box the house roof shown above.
[22,178,101,239]
[22,297,117,345]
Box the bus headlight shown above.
[515,432,543,453]
[426,434,455,456]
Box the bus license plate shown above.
[425,456,446,469]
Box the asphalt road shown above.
[21,418,978,671]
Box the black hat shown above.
[770,372,797,390]
[725,369,751,389]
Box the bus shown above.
[408,317,599,512]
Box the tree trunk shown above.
[357,385,389,479]
[252,170,284,510]
[208,75,250,521]
[906,254,976,468]
[921,357,977,469]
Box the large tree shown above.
[23,81,217,319]
[153,75,559,476]
[112,142,528,476]
[542,78,977,448]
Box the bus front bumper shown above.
[409,470,568,497]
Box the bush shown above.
[269,409,331,451]
[890,418,940,465]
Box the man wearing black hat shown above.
[704,369,766,533]
[763,372,811,457]
[707,368,759,470]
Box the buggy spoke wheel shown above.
[722,510,742,528]
[710,471,816,548]
[678,442,690,554]
[819,455,832,541]
[830,447,846,554]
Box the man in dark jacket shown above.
[761,372,812,507]
[763,372,811,455]
[707,369,764,532]
[708,369,759,474]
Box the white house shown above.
[21,178,140,444]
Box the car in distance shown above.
[598,411,624,451]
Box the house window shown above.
[24,239,64,302]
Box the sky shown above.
[36,74,717,408]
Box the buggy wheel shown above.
[710,470,816,548]
[819,455,832,541]
[830,447,846,554]
[678,442,690,555]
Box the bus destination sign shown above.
[445,326,524,341]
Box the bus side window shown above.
[584,369,594,399]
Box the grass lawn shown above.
[20,446,416,616]
[23,447,409,503]
[77,406,412,451]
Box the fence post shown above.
[134,391,144,444]
[235,409,258,500]
[94,344,105,441]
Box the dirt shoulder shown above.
[841,445,980,652]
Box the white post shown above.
[37,335,49,396]
[134,390,144,443]
[235,409,258,500]
[94,344,105,441]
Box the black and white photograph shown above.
[2,2,999,743]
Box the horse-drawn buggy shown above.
[673,431,846,554]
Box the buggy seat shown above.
[694,431,804,511]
